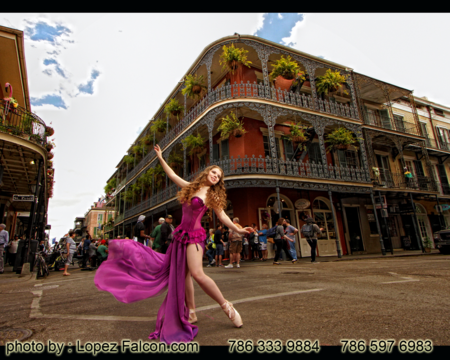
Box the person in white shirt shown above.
[0,224,9,274]
[8,235,20,266]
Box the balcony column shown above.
[306,64,319,111]
[243,41,270,96]
[420,143,438,191]
[408,94,423,136]
[345,72,360,119]
[207,114,214,165]
[355,127,371,182]
[384,88,396,130]
[183,148,187,178]
[328,189,342,258]
[313,122,329,177]
[262,108,277,161]
[184,94,187,118]
[352,73,369,123]
[394,137,407,177]
[410,193,424,253]
[370,191,386,256]
[364,129,377,180]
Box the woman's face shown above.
[206,167,222,186]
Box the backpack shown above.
[302,224,314,238]
[266,225,278,238]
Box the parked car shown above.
[433,227,450,254]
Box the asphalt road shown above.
[1,254,450,351]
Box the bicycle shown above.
[35,251,49,279]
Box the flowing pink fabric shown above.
[94,197,208,344]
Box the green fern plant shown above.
[150,118,171,134]
[104,178,117,194]
[324,127,362,153]
[316,69,348,96]
[168,152,184,168]
[181,133,205,157]
[219,44,252,74]
[270,56,304,81]
[164,98,184,119]
[217,112,247,139]
[123,154,135,165]
[182,74,207,100]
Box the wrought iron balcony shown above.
[125,82,359,182]
[374,169,437,192]
[0,99,47,146]
[363,110,420,136]
[120,155,371,222]
[104,224,114,232]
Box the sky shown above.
[1,13,449,239]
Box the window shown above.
[263,135,281,158]
[221,139,229,160]
[434,108,444,117]
[308,143,322,164]
[436,164,450,195]
[436,127,450,150]
[94,227,97,236]
[213,143,220,161]
[108,213,112,221]
[393,114,405,132]
[283,138,295,161]
[337,150,359,169]
[97,214,103,224]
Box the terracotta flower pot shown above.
[292,135,307,143]
[274,76,295,92]
[46,144,53,151]
[171,110,181,117]
[233,129,244,138]
[48,152,54,159]
[335,144,350,150]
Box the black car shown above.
[433,227,450,254]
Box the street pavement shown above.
[1,250,449,351]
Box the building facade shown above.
[0,25,52,241]
[103,34,449,258]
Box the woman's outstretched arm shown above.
[213,208,253,235]
[154,144,190,188]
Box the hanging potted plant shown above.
[324,127,362,153]
[168,152,183,169]
[286,123,309,143]
[47,152,54,160]
[104,178,117,194]
[182,74,207,100]
[164,98,184,119]
[46,141,56,151]
[217,112,247,139]
[150,118,170,133]
[139,134,153,146]
[182,133,205,157]
[123,154,135,165]
[219,43,252,75]
[315,69,348,99]
[45,126,55,136]
[270,55,305,92]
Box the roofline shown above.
[413,95,450,112]
[353,71,413,94]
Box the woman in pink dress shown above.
[94,144,252,344]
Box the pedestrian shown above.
[82,234,91,268]
[225,218,244,269]
[0,224,9,274]
[134,215,151,245]
[97,239,109,265]
[160,215,174,254]
[301,217,323,263]
[205,232,216,267]
[250,223,262,261]
[95,144,253,344]
[88,238,98,267]
[242,226,250,260]
[258,224,269,261]
[150,218,165,253]
[222,226,229,261]
[273,218,296,265]
[63,231,77,276]
[8,235,20,266]
[284,219,298,262]
[214,224,225,267]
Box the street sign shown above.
[13,195,34,202]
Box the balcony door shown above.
[376,154,393,187]
[312,198,338,256]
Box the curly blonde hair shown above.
[177,165,227,210]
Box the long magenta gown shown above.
[94,196,208,344]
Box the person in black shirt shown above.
[134,215,150,245]
[160,215,174,254]
[214,225,225,267]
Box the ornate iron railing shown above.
[0,99,47,146]
[125,82,359,182]
[374,169,437,192]
[121,155,372,221]
[363,109,419,136]
[104,224,114,232]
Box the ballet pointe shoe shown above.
[188,309,197,324]
[221,300,243,328]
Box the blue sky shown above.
[1,13,449,238]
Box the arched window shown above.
[312,197,335,241]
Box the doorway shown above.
[312,197,338,256]
[296,209,314,258]
[344,206,364,252]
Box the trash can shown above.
[14,239,38,274]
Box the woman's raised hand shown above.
[237,227,254,235]
[154,144,162,159]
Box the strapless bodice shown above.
[172,196,208,244]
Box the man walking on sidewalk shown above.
[301,217,323,263]
[225,218,243,269]
[160,215,174,254]
[0,224,9,274]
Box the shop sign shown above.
[295,199,310,210]
[17,212,30,217]
[13,195,34,202]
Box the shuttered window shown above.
[221,139,229,160]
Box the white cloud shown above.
[278,13,283,20]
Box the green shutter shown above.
[337,150,347,167]
[283,139,294,161]
[221,139,229,160]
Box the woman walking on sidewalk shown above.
[95,144,253,344]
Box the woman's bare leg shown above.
[185,265,195,310]
[186,244,226,305]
